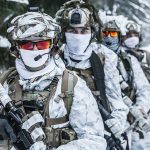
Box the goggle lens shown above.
[103,31,118,37]
[19,40,51,50]
[37,41,51,50]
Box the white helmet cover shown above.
[7,12,60,41]
[7,12,60,72]
[55,0,97,28]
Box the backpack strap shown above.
[119,52,137,102]
[0,67,16,85]
[97,52,105,65]
[146,51,150,68]
[90,51,111,113]
[45,71,77,126]
[61,69,78,118]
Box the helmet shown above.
[102,20,121,52]
[7,11,60,57]
[126,22,140,35]
[102,20,121,34]
[55,0,102,42]
[7,11,60,72]
[121,22,142,48]
[56,0,101,28]
[7,11,60,43]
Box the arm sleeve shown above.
[57,77,107,150]
[130,55,150,113]
[104,49,129,131]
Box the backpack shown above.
[0,67,78,121]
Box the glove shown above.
[104,133,127,150]
[104,134,116,150]
[105,118,122,138]
[0,116,17,142]
[131,106,150,132]
[138,118,150,132]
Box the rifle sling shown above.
[90,51,111,113]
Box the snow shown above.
[0,36,11,48]
[7,0,29,5]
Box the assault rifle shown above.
[0,83,34,150]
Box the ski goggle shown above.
[18,40,51,50]
[103,31,118,37]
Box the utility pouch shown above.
[44,127,60,148]
[44,127,76,148]
[60,128,77,145]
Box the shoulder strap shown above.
[146,51,150,68]
[119,54,136,101]
[120,53,133,83]
[90,51,111,113]
[61,69,78,118]
[44,72,78,126]
[0,67,16,85]
[97,52,105,65]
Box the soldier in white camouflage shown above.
[56,0,129,149]
[101,16,150,149]
[0,9,107,150]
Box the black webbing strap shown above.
[90,51,111,113]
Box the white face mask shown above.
[124,37,140,48]
[103,36,119,52]
[65,32,91,59]
[19,49,50,71]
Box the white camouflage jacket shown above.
[62,43,129,134]
[119,48,150,113]
[51,75,106,150]
[1,56,107,150]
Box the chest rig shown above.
[0,67,78,148]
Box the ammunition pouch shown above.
[44,127,76,148]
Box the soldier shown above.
[0,11,107,150]
[56,0,129,149]
[101,18,150,149]
[121,22,144,62]
[122,22,150,83]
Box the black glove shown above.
[105,134,116,150]
[0,115,17,142]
